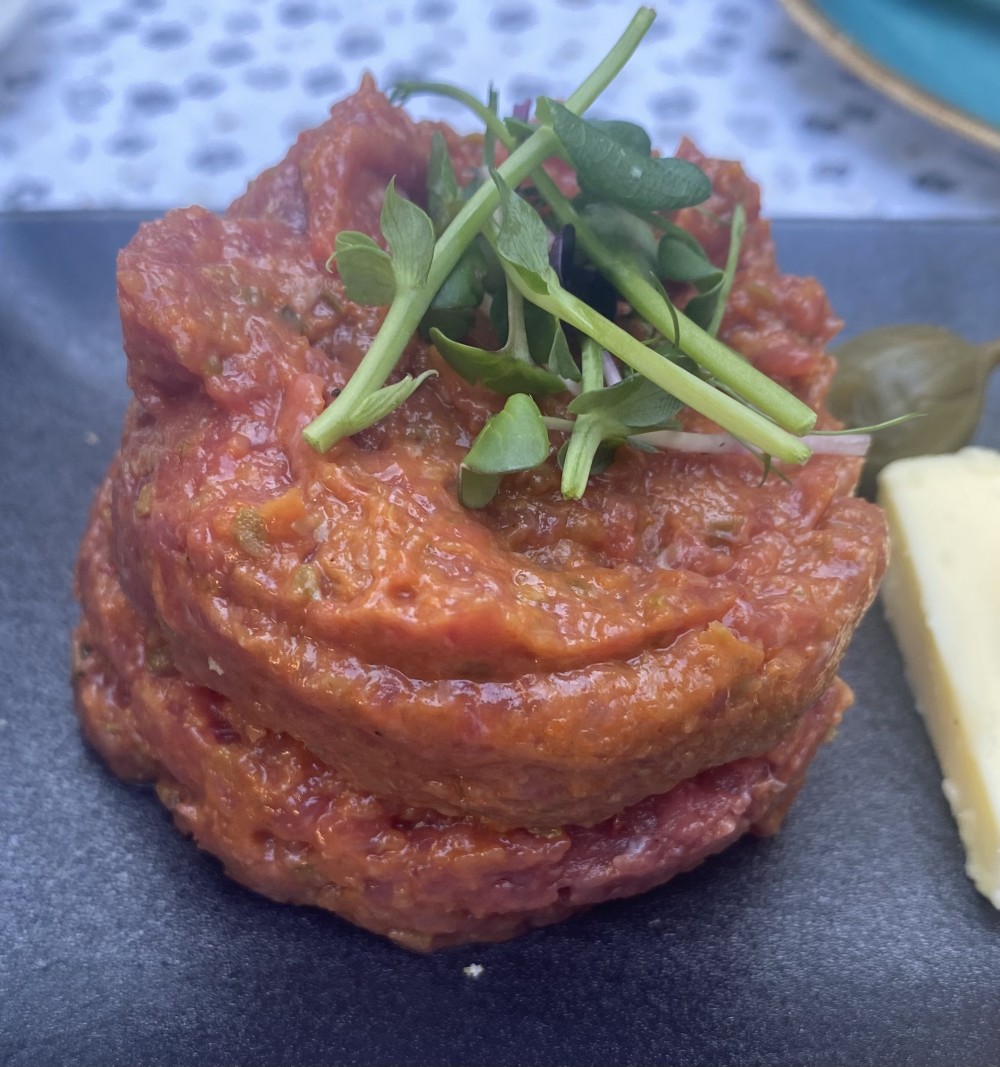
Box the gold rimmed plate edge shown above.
[778,0,1000,156]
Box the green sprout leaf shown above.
[427,131,463,234]
[463,393,550,472]
[459,392,550,507]
[657,218,711,254]
[344,369,437,437]
[580,202,659,276]
[419,241,489,338]
[561,375,683,498]
[568,372,683,431]
[429,273,572,394]
[381,177,435,290]
[523,302,580,381]
[331,231,395,306]
[658,234,721,286]
[587,118,652,157]
[557,344,684,499]
[545,99,711,213]
[430,327,567,396]
[420,305,475,341]
[486,283,581,383]
[503,115,537,143]
[491,171,556,293]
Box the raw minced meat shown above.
[72,79,886,949]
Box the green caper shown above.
[827,325,1000,497]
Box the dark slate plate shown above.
[1,215,998,1067]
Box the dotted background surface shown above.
[1,0,999,217]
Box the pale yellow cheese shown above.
[878,447,1000,908]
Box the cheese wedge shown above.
[878,447,1000,908]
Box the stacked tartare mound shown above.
[73,81,886,950]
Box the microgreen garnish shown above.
[658,223,722,286]
[458,393,550,508]
[560,355,684,498]
[426,131,464,234]
[328,177,437,304]
[428,278,568,397]
[303,5,821,504]
[469,169,810,502]
[302,6,657,453]
[382,177,435,287]
[330,231,395,306]
[432,329,567,396]
[420,241,489,339]
[543,100,711,213]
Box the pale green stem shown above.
[559,337,608,497]
[561,416,606,499]
[707,202,745,336]
[580,337,604,393]
[393,82,501,136]
[509,268,811,463]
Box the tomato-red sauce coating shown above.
[75,478,849,950]
[74,80,886,945]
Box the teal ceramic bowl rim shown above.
[779,0,1000,155]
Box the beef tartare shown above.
[72,72,886,950]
